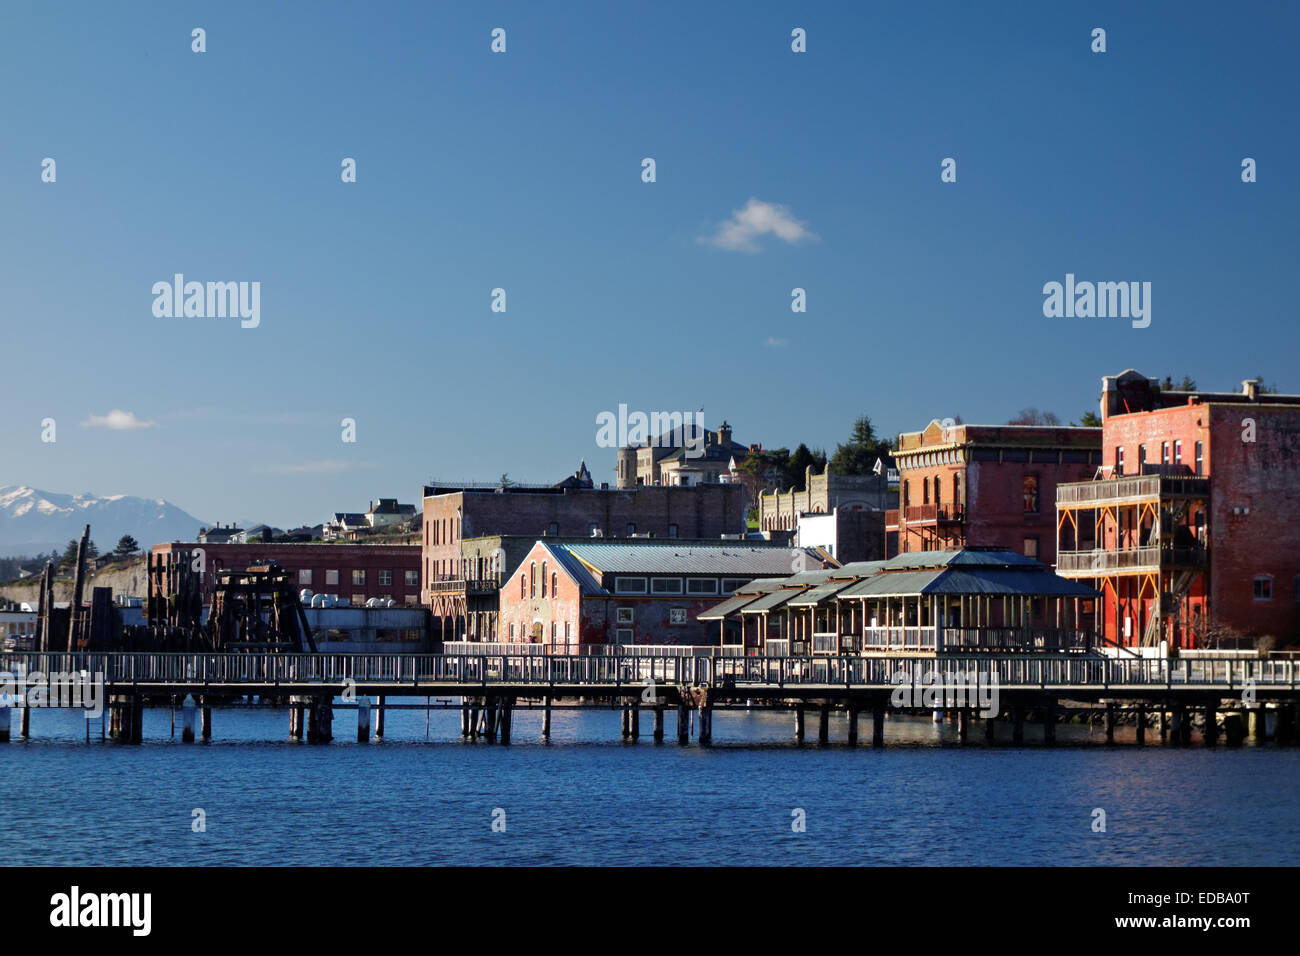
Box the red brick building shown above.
[887,421,1102,563]
[496,540,804,651]
[150,541,422,607]
[422,480,750,639]
[1056,370,1300,649]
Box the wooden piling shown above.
[653,705,664,742]
[1105,702,1116,743]
[698,702,712,747]
[629,703,640,741]
[872,708,885,748]
[795,704,805,742]
[817,705,829,745]
[1136,706,1147,746]
[1012,705,1024,744]
[542,695,552,739]
[358,696,371,743]
[182,694,196,743]
[984,712,996,743]
[376,696,385,739]
[847,706,858,747]
[200,700,212,740]
[0,701,9,742]
[19,705,30,739]
[677,701,689,744]
[958,708,969,744]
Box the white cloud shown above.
[266,460,372,475]
[765,336,789,348]
[698,198,817,253]
[80,409,156,430]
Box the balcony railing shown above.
[428,577,501,595]
[1057,475,1210,506]
[1057,546,1208,574]
[861,626,938,651]
[901,504,964,524]
[940,627,1090,652]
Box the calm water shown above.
[3,703,1298,866]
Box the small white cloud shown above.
[80,409,156,430]
[765,336,789,348]
[699,198,817,253]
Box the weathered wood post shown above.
[620,704,630,740]
[200,698,212,740]
[984,711,996,743]
[629,702,640,741]
[872,708,885,748]
[817,704,829,745]
[1225,709,1247,746]
[108,694,143,744]
[653,705,664,742]
[499,697,513,744]
[698,692,713,747]
[19,703,30,738]
[676,700,690,744]
[846,705,858,747]
[542,695,552,739]
[1160,707,1169,742]
[0,697,10,743]
[181,693,196,743]
[289,698,305,740]
[376,696,385,739]
[1105,702,1116,743]
[1170,705,1186,746]
[958,707,969,744]
[357,696,371,743]
[1136,705,1147,746]
[484,698,498,743]
[66,524,90,651]
[1204,704,1218,747]
[306,696,333,743]
[795,704,805,742]
[460,698,470,737]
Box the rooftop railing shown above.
[1057,475,1210,505]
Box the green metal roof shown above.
[785,579,859,607]
[562,541,812,576]
[739,587,809,613]
[838,566,1098,599]
[698,592,765,621]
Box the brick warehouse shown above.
[496,540,814,651]
[888,420,1102,562]
[149,541,422,607]
[422,480,749,640]
[1056,370,1300,650]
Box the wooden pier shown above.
[2,651,1298,747]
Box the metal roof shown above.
[882,548,1042,570]
[543,544,608,595]
[698,592,764,621]
[785,579,860,607]
[838,566,1098,599]
[740,587,809,613]
[562,541,809,576]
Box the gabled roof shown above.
[837,565,1098,599]
[539,543,608,595]
[562,541,808,577]
[739,586,809,614]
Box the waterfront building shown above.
[149,541,422,608]
[616,420,752,489]
[887,421,1101,561]
[494,539,815,651]
[702,548,1096,656]
[1055,370,1300,650]
[796,506,887,564]
[758,465,891,533]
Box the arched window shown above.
[552,572,558,596]
[1253,575,1273,601]
[520,573,526,598]
[530,562,537,598]
[953,474,961,509]
[541,561,548,597]
[923,478,930,505]
[903,481,910,507]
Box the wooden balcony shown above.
[428,577,502,595]
[899,504,964,525]
[1057,475,1209,507]
[1056,546,1208,575]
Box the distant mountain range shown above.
[0,486,209,558]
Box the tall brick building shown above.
[423,480,750,640]
[888,421,1102,562]
[1056,370,1300,650]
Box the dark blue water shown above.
[3,704,1297,866]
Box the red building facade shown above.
[1056,372,1300,649]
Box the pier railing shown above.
[2,651,1295,692]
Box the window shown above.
[541,562,547,597]
[1254,576,1273,601]
[551,622,557,642]
[616,628,634,642]
[615,577,647,594]
[551,572,558,596]
[617,607,635,624]
[326,569,339,586]
[530,562,536,598]
[669,608,688,625]
[1161,442,1170,465]
[378,570,392,587]
[405,570,418,587]
[687,578,718,595]
[1022,475,1039,513]
[651,577,683,594]
[903,481,910,507]
[351,569,366,586]
[404,594,419,606]
[721,578,748,593]
[351,595,364,607]
[1173,440,1182,466]
[509,623,516,639]
[922,478,930,505]
[298,569,312,585]
[564,622,571,641]
[548,522,558,535]
[1115,447,1124,476]
[952,474,961,508]
[1195,441,1204,476]
[520,574,526,598]
[1023,536,1039,559]
[625,522,636,536]
[668,523,678,538]
[1138,445,1147,471]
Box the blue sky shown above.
[2,1,1297,528]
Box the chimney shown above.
[719,421,732,446]
[1242,378,1261,401]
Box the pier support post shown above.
[182,693,197,743]
[200,699,212,741]
[542,696,552,740]
[108,694,143,744]
[1275,706,1294,746]
[817,705,829,745]
[0,700,9,742]
[872,708,885,748]
[958,708,969,744]
[847,706,858,747]
[289,698,305,741]
[1170,705,1187,746]
[677,701,689,745]
[629,703,640,741]
[357,696,371,743]
[984,712,996,744]
[307,697,333,744]
[1160,707,1169,742]
[795,704,805,743]
[653,706,664,742]
[376,696,385,740]
[20,705,30,739]
[1105,703,1116,743]
[1012,706,1024,744]
[698,701,713,747]
[1225,710,1247,746]
[621,705,630,740]
[1136,706,1147,746]
[1204,705,1218,747]
[1042,699,1056,746]
[499,698,512,744]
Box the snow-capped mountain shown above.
[0,486,208,557]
